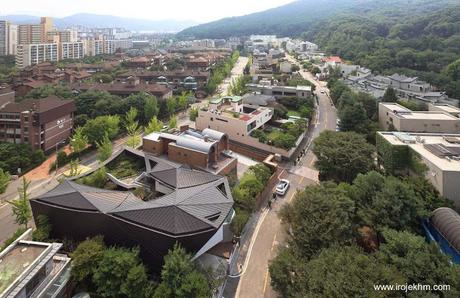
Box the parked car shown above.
[320,90,325,94]
[275,179,290,196]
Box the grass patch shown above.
[287,110,301,117]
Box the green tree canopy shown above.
[83,115,120,146]
[154,243,211,298]
[70,236,106,283]
[0,168,10,194]
[313,131,375,183]
[8,177,32,229]
[382,87,398,102]
[145,116,163,134]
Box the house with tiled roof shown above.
[30,148,234,267]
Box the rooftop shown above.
[378,132,460,171]
[430,104,460,114]
[35,149,234,236]
[0,96,74,114]
[380,102,460,120]
[0,243,47,294]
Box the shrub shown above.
[1,227,27,252]
[32,215,52,242]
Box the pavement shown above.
[235,55,337,298]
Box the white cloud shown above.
[1,0,296,22]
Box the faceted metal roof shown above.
[33,152,234,237]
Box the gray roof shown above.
[431,207,460,253]
[242,93,276,106]
[389,73,417,83]
[33,153,233,237]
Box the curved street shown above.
[235,56,337,298]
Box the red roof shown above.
[324,56,342,63]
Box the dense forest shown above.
[179,0,460,98]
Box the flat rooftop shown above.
[432,104,460,114]
[0,243,47,294]
[398,112,459,120]
[378,132,460,171]
[380,103,411,112]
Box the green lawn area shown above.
[287,110,301,117]
[267,129,284,143]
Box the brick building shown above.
[0,96,75,151]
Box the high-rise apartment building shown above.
[0,20,8,56]
[7,24,18,55]
[16,43,59,68]
[60,41,85,60]
[18,17,53,44]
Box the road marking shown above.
[277,169,286,180]
[271,233,278,252]
[263,269,270,295]
[288,191,296,203]
[299,176,304,186]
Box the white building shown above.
[16,43,59,68]
[60,41,85,60]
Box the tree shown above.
[83,115,120,146]
[291,64,300,72]
[189,107,199,122]
[93,247,153,298]
[70,127,88,155]
[313,131,375,183]
[145,116,163,134]
[281,245,405,298]
[70,236,106,283]
[383,87,398,102]
[125,107,142,148]
[177,91,189,111]
[338,100,369,134]
[377,228,460,295]
[0,168,10,194]
[154,243,211,298]
[8,177,32,229]
[166,97,177,116]
[144,95,159,122]
[248,163,272,185]
[279,182,357,258]
[168,115,177,129]
[96,134,113,162]
[32,215,52,242]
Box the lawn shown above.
[287,110,301,117]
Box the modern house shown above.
[428,103,460,118]
[0,229,71,298]
[196,96,273,142]
[376,131,460,206]
[378,102,460,133]
[0,96,75,152]
[143,127,237,176]
[30,148,235,268]
[245,83,312,100]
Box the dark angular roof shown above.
[33,151,233,237]
[0,96,75,114]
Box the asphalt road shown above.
[236,55,337,298]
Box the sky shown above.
[0,0,296,23]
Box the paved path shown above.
[235,54,337,298]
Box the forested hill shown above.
[179,0,460,99]
[177,0,457,39]
[303,5,460,98]
[178,0,362,39]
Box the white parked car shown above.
[275,179,290,196]
[320,90,325,94]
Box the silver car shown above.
[275,179,290,196]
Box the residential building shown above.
[378,102,460,133]
[0,20,8,56]
[280,61,293,73]
[7,24,18,55]
[0,96,75,151]
[104,39,133,54]
[85,38,104,56]
[246,83,312,100]
[16,43,59,68]
[18,17,53,45]
[31,148,235,268]
[60,41,85,60]
[47,29,78,43]
[377,131,460,206]
[143,127,237,175]
[0,229,71,298]
[428,103,460,118]
[116,70,210,91]
[197,96,273,140]
[71,78,173,99]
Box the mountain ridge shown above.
[1,13,198,32]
